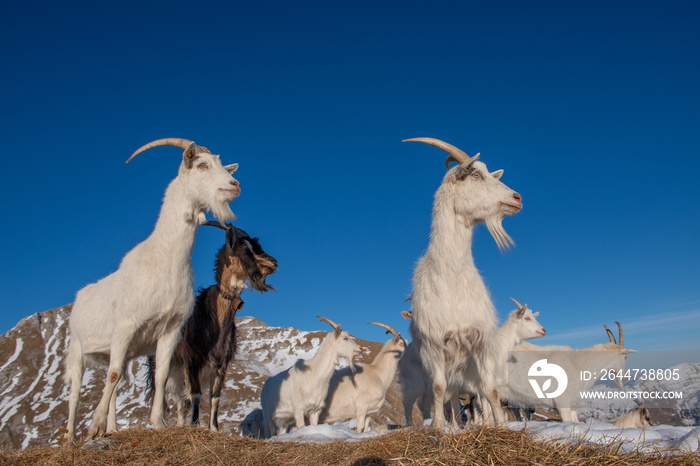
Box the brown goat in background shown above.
[147,223,277,430]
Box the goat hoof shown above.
[86,423,106,439]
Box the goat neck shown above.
[369,339,406,386]
[308,333,351,380]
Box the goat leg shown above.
[208,363,228,431]
[185,360,204,426]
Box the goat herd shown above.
[61,137,643,442]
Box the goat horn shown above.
[509,297,527,311]
[126,138,211,163]
[201,220,230,231]
[615,321,623,347]
[368,322,400,339]
[604,324,617,345]
[316,316,340,331]
[403,137,478,168]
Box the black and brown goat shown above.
[147,222,277,430]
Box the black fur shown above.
[146,226,277,428]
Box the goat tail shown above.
[144,355,156,402]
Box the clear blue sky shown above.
[1,1,698,352]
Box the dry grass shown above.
[1,426,698,466]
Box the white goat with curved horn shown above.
[64,138,240,440]
[320,322,406,432]
[260,316,361,438]
[404,137,522,430]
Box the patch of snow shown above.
[271,422,380,443]
[0,338,23,372]
[508,419,698,454]
[20,423,38,450]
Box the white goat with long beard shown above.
[405,137,522,430]
[64,138,240,440]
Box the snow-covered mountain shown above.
[0,305,406,450]
[576,364,700,426]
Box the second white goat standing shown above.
[320,322,406,432]
[260,316,361,438]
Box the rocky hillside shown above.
[0,306,408,450]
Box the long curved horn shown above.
[316,316,340,331]
[615,321,623,347]
[509,297,527,311]
[126,138,211,163]
[604,324,617,345]
[403,137,479,168]
[368,322,400,339]
[510,297,528,317]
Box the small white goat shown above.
[405,138,523,429]
[64,138,240,440]
[506,322,634,422]
[612,406,652,428]
[260,316,361,438]
[399,298,545,426]
[320,322,406,432]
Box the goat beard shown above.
[485,215,514,252]
[208,201,236,223]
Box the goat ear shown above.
[226,226,237,248]
[491,169,504,180]
[183,142,197,169]
[225,163,239,174]
[334,327,342,338]
[453,162,474,181]
[532,311,539,317]
[401,311,412,320]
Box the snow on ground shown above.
[271,420,381,443]
[268,420,700,454]
[512,420,700,454]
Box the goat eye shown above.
[197,163,208,170]
[471,171,482,179]
[525,317,531,321]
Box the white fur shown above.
[407,141,522,429]
[320,329,406,432]
[612,407,652,428]
[505,325,634,422]
[399,304,545,425]
[63,142,240,440]
[260,320,361,438]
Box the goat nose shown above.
[513,192,522,202]
[230,180,240,187]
